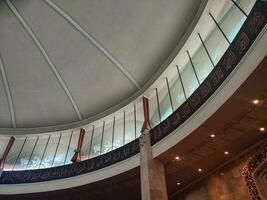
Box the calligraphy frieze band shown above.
[0,139,140,184]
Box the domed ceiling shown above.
[0,0,203,129]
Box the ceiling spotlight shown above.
[259,127,265,132]
[253,99,259,104]
[175,156,180,160]
[224,151,229,155]
[177,182,181,186]
[198,168,202,172]
[210,134,215,138]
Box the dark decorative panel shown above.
[242,142,267,200]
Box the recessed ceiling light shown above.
[224,151,229,155]
[259,127,265,132]
[175,156,180,160]
[177,182,181,186]
[198,168,202,172]
[210,134,215,138]
[253,99,259,104]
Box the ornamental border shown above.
[242,142,267,200]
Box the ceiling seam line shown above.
[43,0,141,90]
[0,54,16,128]
[4,0,83,121]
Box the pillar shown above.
[140,97,168,200]
[140,130,168,200]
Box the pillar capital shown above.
[141,96,152,132]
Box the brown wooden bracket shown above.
[0,136,15,170]
[71,128,86,163]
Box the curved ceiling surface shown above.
[0,0,203,128]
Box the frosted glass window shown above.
[113,114,124,149]
[26,135,49,169]
[81,128,93,159]
[37,135,60,169]
[4,137,26,171]
[158,80,173,121]
[150,92,161,126]
[205,26,229,65]
[238,0,256,15]
[220,3,246,43]
[51,133,70,167]
[181,63,199,98]
[135,102,144,137]
[14,137,37,170]
[102,120,113,154]
[90,124,103,157]
[125,109,135,144]
[169,73,186,110]
[191,46,213,83]
[64,131,79,165]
